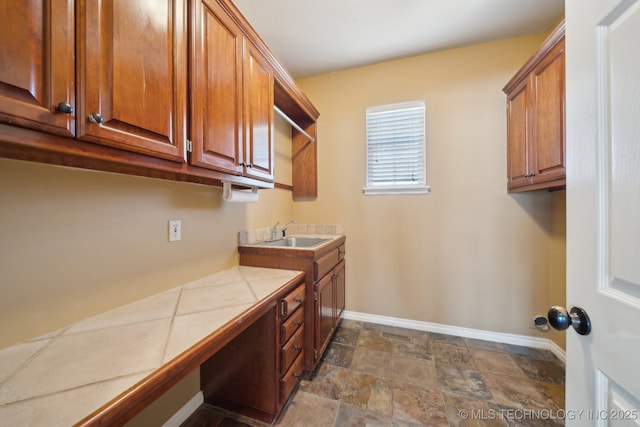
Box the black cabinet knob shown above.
[55,102,74,114]
[88,113,103,124]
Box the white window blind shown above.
[364,100,430,195]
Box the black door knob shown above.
[547,306,591,335]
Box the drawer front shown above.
[280,351,304,403]
[281,306,304,345]
[314,248,339,281]
[338,244,346,261]
[281,325,304,373]
[280,284,305,320]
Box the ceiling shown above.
[233,0,565,79]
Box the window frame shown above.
[363,100,430,195]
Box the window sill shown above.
[362,186,431,196]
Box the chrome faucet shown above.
[271,219,296,240]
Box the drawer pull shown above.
[280,300,287,317]
[294,320,302,327]
[294,372,302,378]
[295,297,303,303]
[294,345,302,351]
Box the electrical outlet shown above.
[169,220,182,242]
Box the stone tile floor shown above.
[182,319,565,427]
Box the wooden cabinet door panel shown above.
[314,273,334,359]
[77,0,187,162]
[532,40,565,183]
[335,260,346,321]
[190,0,243,174]
[244,41,274,181]
[0,0,75,137]
[506,77,531,189]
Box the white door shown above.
[565,0,640,425]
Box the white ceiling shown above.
[233,0,565,79]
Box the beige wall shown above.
[295,33,566,340]
[549,191,567,349]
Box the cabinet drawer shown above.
[281,306,304,345]
[314,248,339,281]
[281,326,304,373]
[280,351,304,403]
[338,244,346,261]
[280,284,305,320]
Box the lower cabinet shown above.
[315,259,346,359]
[239,235,346,373]
[200,282,305,423]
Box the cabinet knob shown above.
[294,320,302,327]
[294,345,302,351]
[88,113,103,124]
[246,163,253,168]
[295,297,303,304]
[55,102,74,114]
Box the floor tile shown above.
[342,370,393,417]
[464,338,507,353]
[275,391,340,427]
[332,326,360,346]
[432,341,476,370]
[392,335,433,361]
[334,403,393,426]
[298,363,349,400]
[443,392,508,427]
[357,330,394,353]
[391,355,439,389]
[435,366,492,400]
[321,341,355,369]
[391,382,448,426]
[482,372,564,412]
[503,344,557,361]
[511,355,565,386]
[351,347,393,378]
[471,350,526,378]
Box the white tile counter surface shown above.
[0,266,303,426]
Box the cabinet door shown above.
[506,77,532,190]
[190,0,243,175]
[314,273,334,360]
[334,260,346,321]
[77,0,187,162]
[0,0,75,137]
[243,40,274,181]
[531,40,565,184]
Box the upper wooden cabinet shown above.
[191,0,274,182]
[0,0,316,189]
[0,0,75,137]
[76,0,188,163]
[504,22,565,192]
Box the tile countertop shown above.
[0,266,304,426]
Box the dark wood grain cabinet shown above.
[191,0,273,182]
[0,0,75,138]
[239,236,347,373]
[504,21,565,192]
[76,0,188,163]
[201,281,305,423]
[0,0,313,190]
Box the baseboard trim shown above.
[162,391,204,427]
[342,311,566,363]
